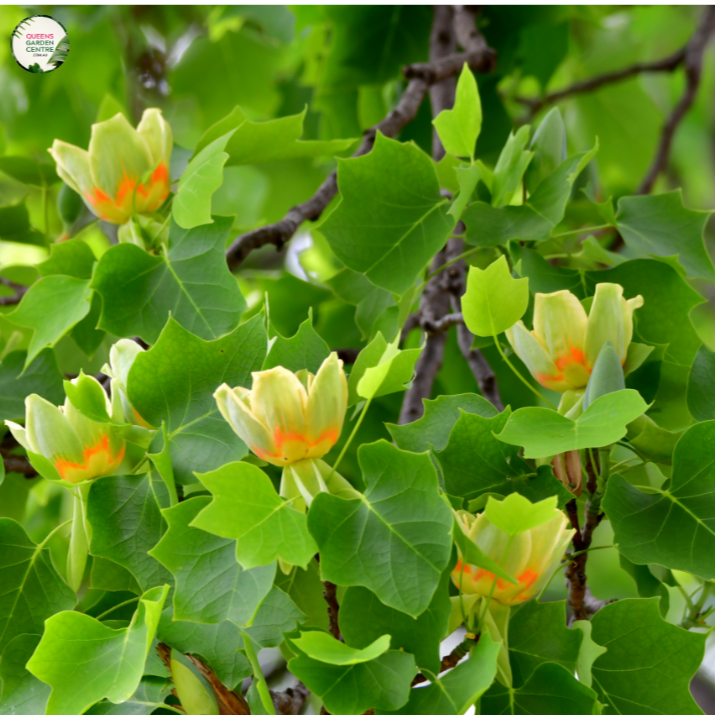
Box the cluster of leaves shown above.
[1,5,715,715]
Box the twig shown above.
[638,6,715,194]
[0,279,28,306]
[515,45,686,119]
[411,636,476,686]
[323,580,342,641]
[224,13,496,270]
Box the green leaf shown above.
[0,634,50,715]
[603,420,715,579]
[378,633,500,715]
[462,256,529,337]
[157,609,251,690]
[242,586,304,648]
[92,216,246,344]
[173,131,235,229]
[481,662,597,715]
[525,108,567,194]
[463,145,597,247]
[321,132,455,294]
[387,393,498,453]
[582,342,625,410]
[449,164,482,220]
[590,599,706,715]
[192,461,318,569]
[7,276,92,368]
[194,106,356,166]
[618,555,670,616]
[90,557,141,595]
[150,497,274,626]
[508,600,581,688]
[0,518,76,654]
[452,513,517,585]
[87,473,173,591]
[308,440,453,617]
[0,349,64,422]
[616,190,715,283]
[496,390,648,459]
[275,560,329,631]
[263,311,330,373]
[687,345,715,421]
[348,332,423,405]
[432,63,482,160]
[127,317,267,483]
[291,632,391,665]
[27,585,169,715]
[0,157,58,187]
[484,493,559,536]
[436,410,571,506]
[339,567,451,673]
[38,241,97,280]
[491,126,533,208]
[288,645,416,715]
[0,202,44,244]
[84,677,172,715]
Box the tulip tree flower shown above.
[102,339,153,429]
[48,109,172,224]
[506,283,643,393]
[6,389,126,485]
[215,353,348,468]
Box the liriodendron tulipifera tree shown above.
[2,24,715,715]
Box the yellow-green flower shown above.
[452,504,573,606]
[48,109,172,224]
[6,384,126,484]
[214,353,348,467]
[506,283,643,393]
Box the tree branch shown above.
[271,682,311,715]
[515,45,686,119]
[323,580,342,641]
[638,6,715,194]
[0,278,28,306]
[225,13,495,270]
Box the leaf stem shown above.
[96,596,141,621]
[37,519,73,549]
[243,634,277,715]
[424,245,479,282]
[492,336,557,409]
[550,224,611,240]
[328,398,372,478]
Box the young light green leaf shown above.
[448,164,482,220]
[348,332,422,405]
[432,63,482,160]
[491,126,533,208]
[590,599,705,714]
[308,440,453,617]
[462,255,529,337]
[604,420,715,579]
[192,461,318,569]
[173,130,235,229]
[452,513,517,584]
[496,389,648,459]
[27,585,169,715]
[150,497,274,626]
[484,494,559,536]
[127,317,267,483]
[321,132,455,294]
[378,633,500,715]
[7,276,92,368]
[290,632,391,666]
[525,108,567,194]
[0,519,76,654]
[92,216,246,344]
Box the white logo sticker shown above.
[11,15,69,74]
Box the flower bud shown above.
[506,283,643,393]
[452,497,573,606]
[48,109,172,225]
[6,388,126,484]
[102,339,153,428]
[214,353,348,467]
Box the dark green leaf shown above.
[92,216,246,344]
[687,345,715,421]
[263,312,330,373]
[321,133,454,294]
[0,634,50,715]
[243,586,304,648]
[84,677,172,715]
[0,349,64,422]
[308,440,453,617]
[0,157,58,187]
[38,241,97,280]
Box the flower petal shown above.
[584,283,643,366]
[214,383,281,466]
[507,321,565,392]
[137,108,172,167]
[304,353,347,459]
[48,141,94,197]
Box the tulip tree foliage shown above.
[2,5,715,715]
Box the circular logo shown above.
[11,15,69,73]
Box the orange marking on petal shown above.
[516,567,540,589]
[54,434,125,482]
[554,345,587,372]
